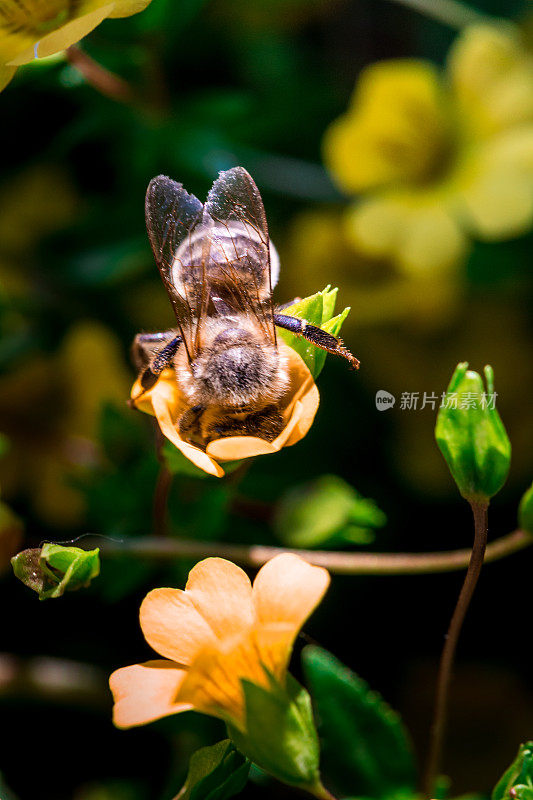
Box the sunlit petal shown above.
[110,659,191,729]
[140,588,216,665]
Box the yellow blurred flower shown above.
[130,343,320,478]
[281,209,465,331]
[0,321,131,526]
[0,0,153,90]
[324,24,533,273]
[110,554,330,729]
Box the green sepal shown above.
[227,673,322,791]
[274,475,386,548]
[174,739,250,800]
[278,286,350,378]
[435,363,511,503]
[518,483,533,535]
[302,646,416,800]
[492,742,533,800]
[11,543,100,600]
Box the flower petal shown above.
[0,64,16,92]
[206,345,319,461]
[252,555,330,672]
[9,4,115,65]
[395,206,469,275]
[143,372,224,477]
[324,60,447,192]
[185,557,255,641]
[108,0,153,17]
[344,196,407,259]
[109,659,191,729]
[140,588,216,665]
[458,161,533,240]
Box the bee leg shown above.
[132,334,183,392]
[274,313,360,370]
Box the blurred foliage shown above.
[174,740,250,800]
[273,474,386,547]
[493,743,533,800]
[302,646,416,800]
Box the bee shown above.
[132,167,359,447]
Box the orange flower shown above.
[109,554,330,730]
[130,342,320,477]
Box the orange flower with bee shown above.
[130,168,358,476]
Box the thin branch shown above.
[423,501,489,795]
[66,45,135,104]
[384,0,493,29]
[99,527,532,575]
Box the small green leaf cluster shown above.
[279,286,350,378]
[274,475,386,548]
[174,740,250,800]
[493,742,533,800]
[11,543,100,600]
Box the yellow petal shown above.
[344,197,407,259]
[8,4,114,65]
[0,64,16,91]
[185,557,255,641]
[395,206,469,275]
[447,23,533,135]
[110,659,191,729]
[324,60,448,192]
[177,635,268,727]
[108,0,153,17]
[252,554,330,673]
[140,588,216,665]
[458,162,533,240]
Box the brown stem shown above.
[423,501,489,796]
[98,526,531,575]
[152,463,173,537]
[66,45,135,104]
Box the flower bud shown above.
[435,363,511,503]
[493,741,533,800]
[227,674,324,794]
[11,543,100,600]
[518,483,533,535]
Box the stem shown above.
[66,45,135,104]
[383,0,493,29]
[153,464,173,537]
[98,526,531,575]
[423,501,489,796]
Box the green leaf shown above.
[278,286,350,378]
[11,544,100,600]
[518,483,533,535]
[174,739,250,800]
[435,363,511,503]
[273,475,386,548]
[302,646,417,800]
[227,674,321,791]
[493,742,533,800]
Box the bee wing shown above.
[197,166,277,345]
[145,175,205,360]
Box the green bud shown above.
[11,543,100,600]
[518,483,533,535]
[227,674,324,795]
[435,363,511,503]
[492,742,533,800]
[279,286,350,378]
